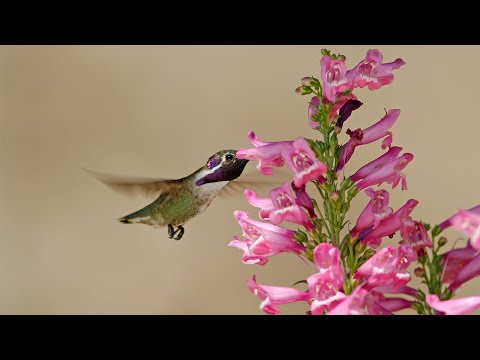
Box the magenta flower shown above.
[350,188,393,238]
[247,275,311,315]
[320,55,352,102]
[426,294,480,315]
[236,131,292,175]
[291,182,316,218]
[308,96,321,129]
[359,199,419,248]
[350,49,406,90]
[354,245,414,291]
[328,93,359,123]
[352,148,414,191]
[328,287,369,315]
[337,109,401,171]
[400,221,432,255]
[365,288,413,315]
[448,209,480,251]
[282,137,327,187]
[244,182,314,230]
[307,244,346,314]
[438,204,480,230]
[442,243,480,291]
[229,211,305,265]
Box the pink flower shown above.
[307,244,346,314]
[337,109,401,171]
[335,99,363,133]
[236,131,293,175]
[448,209,480,251]
[244,182,314,230]
[438,204,480,230]
[442,243,480,291]
[247,275,311,315]
[328,287,369,315]
[229,211,305,265]
[400,220,432,255]
[308,96,321,129]
[291,182,316,218]
[329,93,359,123]
[354,245,414,291]
[353,149,414,191]
[359,199,419,248]
[282,137,327,187]
[320,55,352,102]
[426,294,480,315]
[350,49,405,90]
[350,188,393,238]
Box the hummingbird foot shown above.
[168,224,185,240]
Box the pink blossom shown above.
[307,244,346,314]
[244,182,314,230]
[365,289,413,315]
[351,188,393,238]
[282,137,327,187]
[350,49,405,90]
[337,109,401,171]
[308,96,321,129]
[353,150,414,191]
[400,221,432,255]
[426,294,480,315]
[441,243,480,290]
[329,93,359,123]
[438,204,480,230]
[328,287,369,315]
[236,131,292,175]
[229,211,305,265]
[354,245,414,291]
[291,182,316,218]
[448,209,480,251]
[359,199,419,248]
[320,55,352,102]
[247,275,311,315]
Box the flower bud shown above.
[337,54,346,62]
[301,77,320,88]
[414,267,425,278]
[438,236,447,247]
[295,86,313,95]
[330,192,339,202]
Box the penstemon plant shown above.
[229,48,480,315]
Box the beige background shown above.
[1,46,479,314]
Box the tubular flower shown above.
[426,294,480,315]
[320,55,352,102]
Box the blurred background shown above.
[1,46,479,314]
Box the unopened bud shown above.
[301,76,319,87]
[330,192,339,202]
[414,267,425,278]
[295,85,313,95]
[438,237,447,247]
[337,54,346,62]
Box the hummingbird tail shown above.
[118,217,132,224]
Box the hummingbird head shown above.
[195,150,249,186]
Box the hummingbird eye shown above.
[225,154,234,161]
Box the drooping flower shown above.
[247,275,311,315]
[426,294,480,315]
[327,287,369,315]
[307,244,346,314]
[448,209,480,251]
[337,109,401,171]
[320,55,352,102]
[350,188,393,238]
[282,137,327,187]
[349,49,406,90]
[350,146,403,183]
[236,131,293,175]
[244,182,314,230]
[329,93,359,123]
[359,199,419,248]
[229,211,305,265]
[365,287,414,315]
[335,99,363,134]
[400,220,432,255]
[438,204,480,230]
[354,245,414,290]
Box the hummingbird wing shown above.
[218,179,282,198]
[85,169,182,199]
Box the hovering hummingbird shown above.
[87,150,265,240]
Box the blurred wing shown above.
[218,180,281,199]
[85,169,182,199]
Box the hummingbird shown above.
[87,150,258,240]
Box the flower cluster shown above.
[230,48,480,315]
